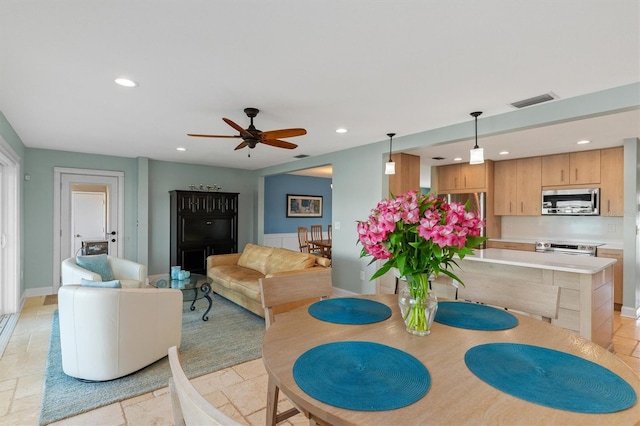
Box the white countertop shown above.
[488,238,624,251]
[463,248,617,274]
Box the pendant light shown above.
[385,133,396,175]
[469,111,484,164]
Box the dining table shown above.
[311,238,332,258]
[261,294,640,425]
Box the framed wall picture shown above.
[286,194,323,218]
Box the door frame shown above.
[0,137,20,314]
[53,168,124,293]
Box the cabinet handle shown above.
[509,201,512,213]
[607,200,610,213]
[520,201,523,213]
[560,170,564,182]
[455,177,458,188]
[464,176,467,188]
[575,168,578,182]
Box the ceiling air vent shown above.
[293,154,310,159]
[510,93,557,109]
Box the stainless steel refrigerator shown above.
[445,192,486,248]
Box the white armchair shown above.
[58,285,183,381]
[62,255,147,288]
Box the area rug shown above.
[39,295,265,425]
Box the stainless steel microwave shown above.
[541,188,599,215]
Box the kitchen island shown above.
[435,248,616,350]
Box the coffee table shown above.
[149,273,212,321]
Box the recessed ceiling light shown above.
[577,140,591,145]
[114,78,138,88]
[499,150,510,155]
[336,128,348,134]
[176,147,187,152]
[453,157,463,161]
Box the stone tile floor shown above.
[1,296,640,425]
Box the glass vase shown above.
[398,273,438,336]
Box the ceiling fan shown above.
[188,107,306,156]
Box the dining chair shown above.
[259,269,333,424]
[310,224,330,258]
[327,224,332,242]
[456,278,560,322]
[168,346,241,426]
[297,226,310,253]
[298,226,322,256]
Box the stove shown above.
[535,241,603,256]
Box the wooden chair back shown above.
[310,224,323,244]
[327,224,332,241]
[168,346,240,426]
[260,269,333,329]
[297,226,309,253]
[457,277,560,322]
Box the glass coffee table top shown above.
[149,273,212,321]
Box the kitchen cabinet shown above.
[437,162,487,192]
[600,147,624,216]
[170,190,239,274]
[494,157,541,216]
[541,150,601,186]
[486,240,535,251]
[389,153,421,196]
[597,247,623,308]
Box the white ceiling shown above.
[0,1,638,171]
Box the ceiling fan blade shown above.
[261,128,307,140]
[187,133,241,138]
[234,141,248,150]
[223,118,254,139]
[261,139,298,149]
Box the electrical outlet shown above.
[607,224,616,233]
[334,221,341,230]
[359,271,365,280]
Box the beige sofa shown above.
[206,243,331,317]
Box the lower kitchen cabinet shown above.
[597,247,623,308]
[486,241,535,251]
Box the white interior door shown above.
[54,168,124,292]
[72,192,107,256]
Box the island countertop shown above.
[464,248,616,274]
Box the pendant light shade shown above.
[469,111,484,165]
[385,133,396,175]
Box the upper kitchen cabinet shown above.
[437,162,488,193]
[541,150,601,186]
[494,157,541,216]
[600,147,624,216]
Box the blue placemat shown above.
[434,301,518,330]
[293,341,430,411]
[465,343,637,413]
[308,298,392,325]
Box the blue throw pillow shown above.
[81,278,122,288]
[76,254,114,281]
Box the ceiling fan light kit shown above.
[385,132,396,175]
[187,107,307,157]
[469,111,484,165]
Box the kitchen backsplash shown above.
[500,216,624,244]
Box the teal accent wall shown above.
[264,174,332,233]
[23,149,139,289]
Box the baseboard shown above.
[332,286,357,297]
[620,305,640,319]
[24,286,54,298]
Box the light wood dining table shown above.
[261,294,640,425]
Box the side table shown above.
[149,273,212,321]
